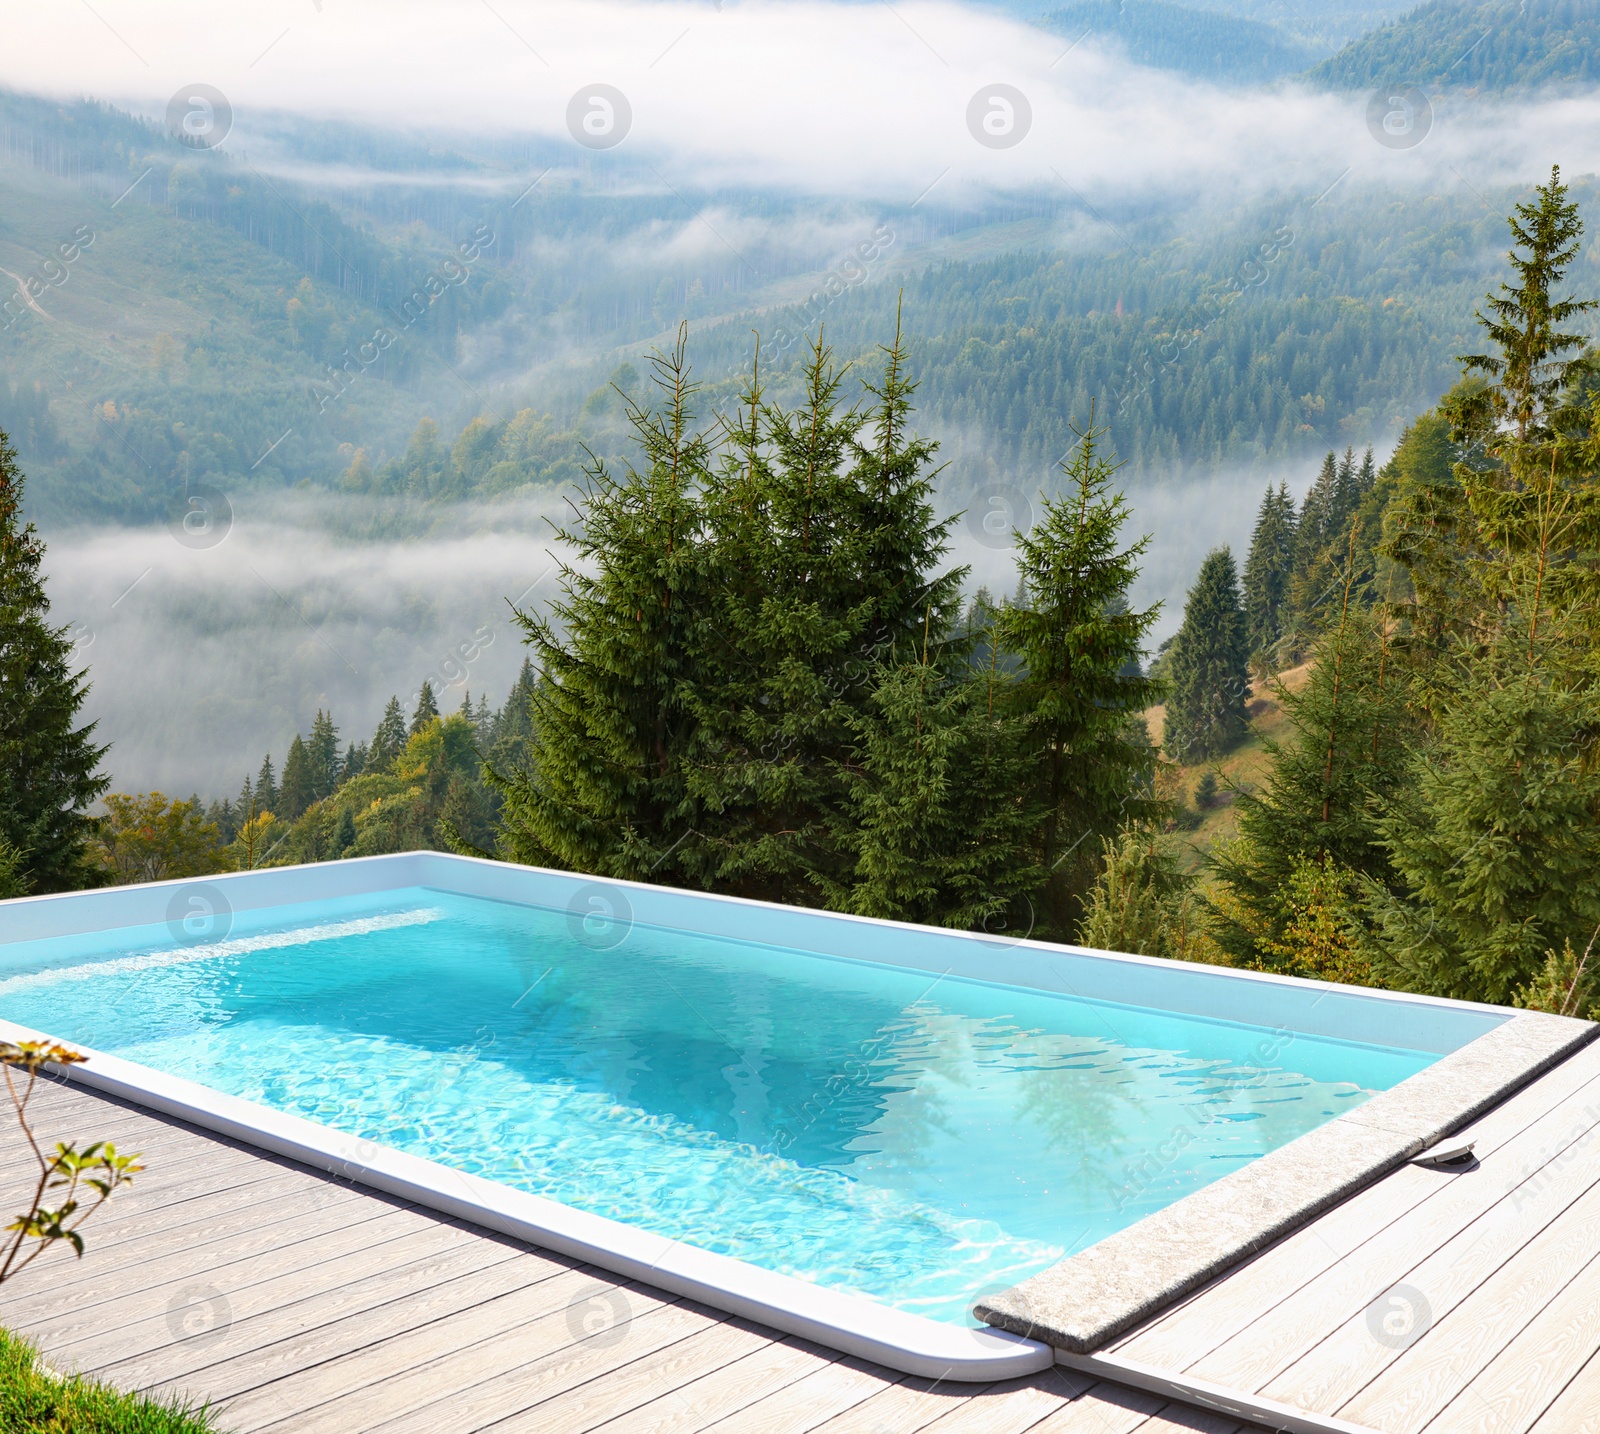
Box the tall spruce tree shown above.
[308,710,340,802]
[1363,620,1600,1004]
[1162,548,1249,764]
[486,658,537,779]
[278,735,316,822]
[254,754,278,815]
[490,328,711,878]
[1360,169,1600,1002]
[681,322,965,902]
[1242,482,1297,661]
[838,613,1040,932]
[1208,587,1414,967]
[369,697,407,773]
[998,415,1163,937]
[0,432,108,892]
[411,681,440,733]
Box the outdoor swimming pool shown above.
[0,868,1493,1330]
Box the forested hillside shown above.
[4,84,1594,527]
[1308,0,1600,92]
[1042,0,1317,82]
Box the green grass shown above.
[0,1328,217,1434]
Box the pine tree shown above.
[1242,482,1297,661]
[1329,446,1360,532]
[411,681,439,734]
[278,735,315,822]
[838,618,1041,932]
[681,319,965,901]
[998,413,1163,937]
[342,741,367,782]
[486,659,537,779]
[1207,591,1414,968]
[369,697,406,773]
[0,432,109,892]
[489,327,712,879]
[1163,548,1249,764]
[333,806,357,856]
[1362,622,1600,1005]
[255,754,278,815]
[1458,165,1596,446]
[1080,825,1205,962]
[235,772,255,824]
[308,710,340,801]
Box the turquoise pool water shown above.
[0,886,1441,1323]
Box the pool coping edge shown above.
[974,1009,1597,1355]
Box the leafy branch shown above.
[0,1040,142,1286]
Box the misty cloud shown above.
[41,494,571,797]
[9,1,1598,207]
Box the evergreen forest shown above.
[6,167,1599,1019]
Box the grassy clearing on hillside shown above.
[0,1329,216,1434]
[1149,662,1312,872]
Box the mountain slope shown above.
[1306,0,1600,92]
[1042,0,1319,82]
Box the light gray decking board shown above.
[1410,1237,1600,1434]
[0,1172,370,1305]
[6,1201,439,1346]
[698,1354,908,1432]
[153,1254,575,1420]
[909,1369,1094,1434]
[474,1311,776,1433]
[1173,1053,1600,1392]
[1115,1038,1600,1370]
[809,1370,1008,1432]
[92,1236,529,1409]
[248,1281,704,1434]
[1271,1159,1600,1425]
[11,1162,362,1256]
[60,1221,505,1382]
[1023,1379,1170,1434]
[587,1337,839,1433]
[1526,1345,1600,1433]
[0,1130,295,1222]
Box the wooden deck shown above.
[2,1039,1598,1433]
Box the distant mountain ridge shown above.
[1306,0,1600,92]
[1043,0,1320,82]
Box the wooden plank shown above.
[91,1230,527,1396]
[42,1215,483,1373]
[699,1355,901,1432]
[1130,1406,1253,1434]
[1407,1243,1600,1434]
[477,1312,774,1433]
[0,1170,370,1304]
[1184,1078,1600,1393]
[17,1164,356,1255]
[238,1275,697,1434]
[1526,1345,1600,1434]
[1272,1168,1600,1426]
[587,1339,836,1433]
[6,1199,422,1340]
[1024,1379,1168,1434]
[911,1368,1093,1434]
[1116,1045,1600,1370]
[811,1370,997,1432]
[0,1134,293,1223]
[121,1247,562,1412]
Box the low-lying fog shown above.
[44,467,1312,798]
